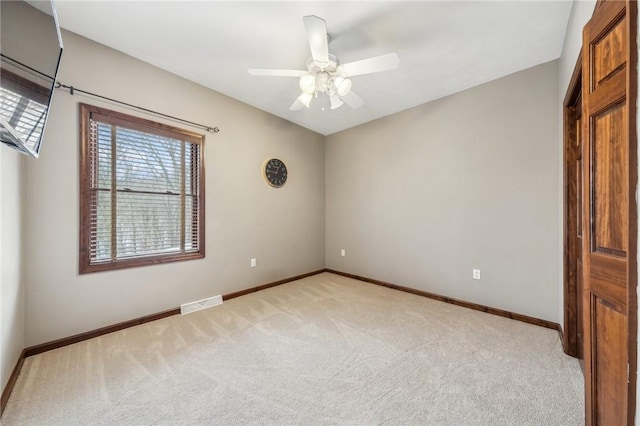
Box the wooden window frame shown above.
[79,103,205,274]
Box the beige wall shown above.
[0,0,31,396]
[0,147,25,392]
[24,29,326,346]
[326,60,560,322]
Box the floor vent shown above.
[180,295,223,315]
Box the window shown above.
[79,103,205,273]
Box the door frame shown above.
[627,1,638,419]
[563,52,583,359]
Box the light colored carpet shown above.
[3,272,583,425]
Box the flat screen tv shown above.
[0,0,63,158]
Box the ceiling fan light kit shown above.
[299,74,317,94]
[297,92,313,108]
[248,15,399,111]
[330,93,343,110]
[333,77,350,97]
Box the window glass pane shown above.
[115,127,182,194]
[185,144,193,196]
[93,190,112,261]
[185,194,196,251]
[116,192,181,257]
[96,123,112,189]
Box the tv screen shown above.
[0,0,63,158]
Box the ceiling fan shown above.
[248,15,399,111]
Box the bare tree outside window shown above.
[79,103,205,273]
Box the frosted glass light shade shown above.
[297,92,313,108]
[299,75,317,95]
[334,77,352,96]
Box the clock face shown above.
[264,158,288,188]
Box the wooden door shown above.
[582,1,637,424]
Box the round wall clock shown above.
[263,158,288,188]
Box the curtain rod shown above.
[55,82,220,134]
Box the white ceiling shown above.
[51,1,573,136]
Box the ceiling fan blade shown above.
[330,93,343,110]
[289,98,304,111]
[248,68,307,77]
[337,52,399,77]
[342,91,364,109]
[303,15,330,68]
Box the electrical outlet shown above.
[341,249,346,257]
[251,258,257,268]
[473,269,481,280]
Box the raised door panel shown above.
[592,296,627,426]
[592,17,626,90]
[591,102,628,257]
